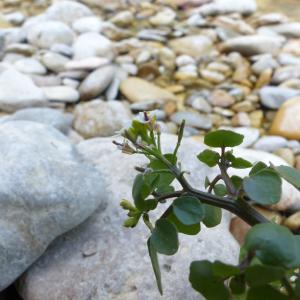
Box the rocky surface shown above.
[0,121,105,291]
[0,0,299,298]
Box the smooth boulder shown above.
[0,121,105,290]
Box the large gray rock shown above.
[0,121,104,291]
[18,135,239,300]
[17,134,300,300]
[9,108,73,134]
[260,86,300,109]
[0,69,47,112]
[221,35,284,56]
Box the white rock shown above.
[42,86,80,103]
[27,21,74,49]
[41,52,70,73]
[72,16,103,33]
[73,99,132,138]
[65,57,109,71]
[73,32,114,60]
[0,69,47,112]
[45,0,93,25]
[14,58,47,75]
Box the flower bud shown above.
[120,199,135,211]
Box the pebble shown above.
[270,97,300,140]
[79,65,116,101]
[284,212,300,230]
[14,58,46,75]
[65,57,109,71]
[170,111,212,130]
[209,89,235,108]
[253,135,288,152]
[273,147,295,165]
[42,52,70,73]
[72,16,103,33]
[42,86,80,103]
[200,69,225,84]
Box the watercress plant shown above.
[115,112,300,300]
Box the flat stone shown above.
[169,35,213,58]
[261,23,300,38]
[253,135,288,152]
[41,52,70,73]
[79,65,116,101]
[120,77,177,103]
[0,69,47,112]
[209,89,235,107]
[27,21,74,49]
[65,57,109,71]
[42,86,80,103]
[272,66,300,84]
[221,35,283,56]
[270,97,300,140]
[259,86,300,109]
[0,121,104,291]
[73,99,132,138]
[171,111,212,129]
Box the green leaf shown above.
[197,149,220,167]
[213,184,227,197]
[167,211,201,235]
[189,260,230,300]
[245,265,285,287]
[204,130,244,148]
[249,162,267,175]
[246,285,289,300]
[225,152,252,169]
[275,165,300,190]
[205,176,210,189]
[244,223,298,268]
[150,219,179,255]
[243,169,282,205]
[131,119,151,143]
[230,275,246,295]
[212,261,240,278]
[155,185,175,197]
[289,235,300,268]
[132,174,152,211]
[202,204,222,228]
[295,275,300,297]
[231,157,252,169]
[148,154,176,188]
[172,196,204,225]
[231,175,243,190]
[147,238,163,295]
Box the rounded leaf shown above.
[275,165,300,190]
[202,204,222,228]
[167,212,200,235]
[173,196,204,225]
[204,130,243,148]
[243,170,282,205]
[150,219,179,255]
[197,149,220,167]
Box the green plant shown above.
[114,112,300,299]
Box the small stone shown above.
[65,57,109,71]
[73,33,114,60]
[42,52,70,73]
[221,35,284,56]
[82,240,98,257]
[251,54,278,75]
[32,75,61,88]
[72,16,103,33]
[255,68,272,89]
[27,21,74,49]
[273,148,295,166]
[158,47,176,70]
[270,97,300,140]
[200,69,225,84]
[175,55,195,67]
[231,112,251,127]
[50,44,73,57]
[249,110,263,128]
[259,86,300,109]
[110,11,134,27]
[207,61,231,75]
[79,65,116,101]
[209,89,235,108]
[232,100,253,112]
[73,99,132,138]
[253,136,288,152]
[169,35,213,58]
[187,95,212,113]
[14,58,46,75]
[5,44,36,56]
[136,50,152,64]
[0,69,47,112]
[170,111,212,130]
[272,66,300,85]
[42,86,80,103]
[150,8,176,26]
[284,212,300,230]
[120,77,177,103]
